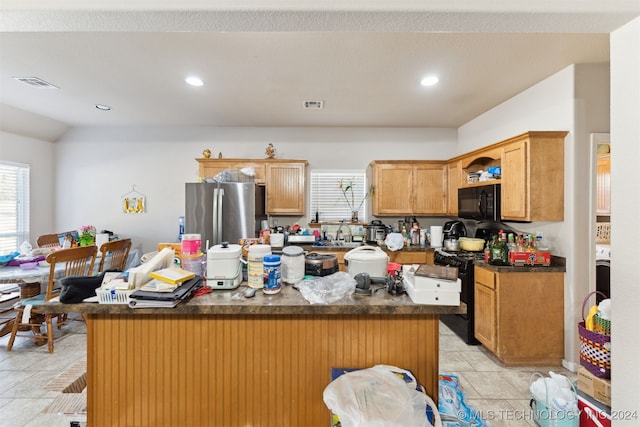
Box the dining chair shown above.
[6,245,98,353]
[98,238,132,272]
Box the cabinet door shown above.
[371,163,413,215]
[501,139,528,220]
[265,163,306,215]
[446,160,461,215]
[413,163,447,215]
[474,282,497,352]
[596,155,611,215]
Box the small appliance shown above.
[206,242,243,289]
[458,184,501,221]
[344,246,389,278]
[304,253,339,276]
[364,220,388,243]
[443,221,467,240]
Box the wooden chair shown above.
[98,238,132,272]
[6,245,98,353]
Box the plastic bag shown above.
[530,372,578,415]
[385,232,405,251]
[295,271,356,304]
[323,364,440,427]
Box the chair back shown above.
[98,238,132,272]
[36,233,61,248]
[45,245,98,301]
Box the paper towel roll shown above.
[95,233,109,249]
[429,226,443,248]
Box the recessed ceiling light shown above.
[420,75,439,87]
[95,104,111,111]
[185,76,204,87]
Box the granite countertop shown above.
[474,256,566,273]
[38,282,466,316]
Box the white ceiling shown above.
[0,1,638,141]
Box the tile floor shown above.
[0,320,576,427]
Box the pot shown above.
[364,220,387,243]
[344,246,389,278]
[304,252,339,276]
[443,239,460,251]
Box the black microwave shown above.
[458,184,501,221]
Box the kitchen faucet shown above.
[336,222,352,243]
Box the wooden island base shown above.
[86,312,439,427]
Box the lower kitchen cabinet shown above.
[474,265,564,365]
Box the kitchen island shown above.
[40,283,464,427]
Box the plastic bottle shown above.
[281,246,305,285]
[248,245,271,289]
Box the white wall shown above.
[610,17,640,425]
[55,126,457,252]
[457,63,611,370]
[0,130,56,242]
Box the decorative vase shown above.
[351,210,359,223]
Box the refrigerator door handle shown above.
[212,188,220,244]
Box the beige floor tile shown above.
[466,398,534,427]
[459,371,522,399]
[440,351,476,372]
[460,348,508,372]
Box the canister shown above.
[263,255,281,294]
[182,252,204,277]
[247,244,271,289]
[181,233,202,255]
[281,245,305,285]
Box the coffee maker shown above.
[443,221,467,240]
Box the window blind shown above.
[0,161,30,253]
[309,170,368,222]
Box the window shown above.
[309,170,368,222]
[0,161,30,253]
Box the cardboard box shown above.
[508,250,551,266]
[577,366,611,407]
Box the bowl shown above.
[443,239,460,251]
[459,237,486,251]
[19,261,39,270]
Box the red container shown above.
[387,262,402,274]
[577,391,611,427]
[181,233,202,255]
[508,251,551,266]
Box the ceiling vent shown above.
[303,100,324,109]
[13,77,59,89]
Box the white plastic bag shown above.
[323,365,441,427]
[385,233,405,251]
[295,271,356,304]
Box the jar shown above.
[181,233,201,255]
[182,252,204,277]
[247,244,271,289]
[281,246,305,285]
[263,255,281,294]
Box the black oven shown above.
[435,250,481,345]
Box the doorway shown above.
[590,133,611,300]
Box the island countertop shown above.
[39,282,466,315]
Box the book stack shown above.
[128,268,200,308]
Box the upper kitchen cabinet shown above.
[446,160,463,216]
[369,161,447,216]
[499,131,567,221]
[596,154,611,216]
[265,162,307,215]
[196,158,308,215]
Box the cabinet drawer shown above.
[474,266,496,289]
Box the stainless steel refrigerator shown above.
[185,182,266,252]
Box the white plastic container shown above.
[344,246,389,278]
[247,244,272,289]
[281,245,305,285]
[263,255,281,294]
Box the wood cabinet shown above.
[369,161,447,216]
[446,160,462,216]
[500,132,566,221]
[474,265,565,365]
[596,154,611,215]
[196,158,308,215]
